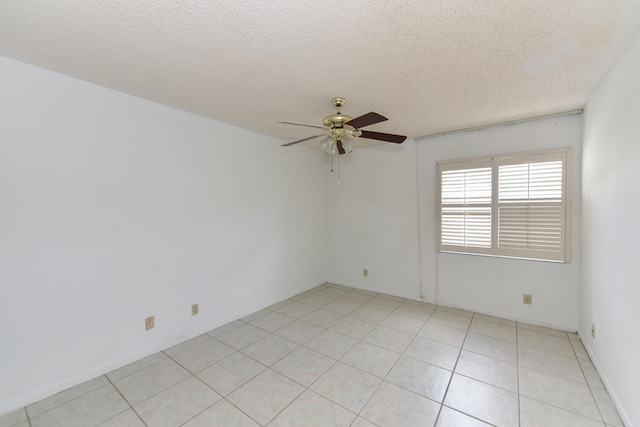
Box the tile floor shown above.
[1,284,625,427]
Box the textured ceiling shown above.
[2,1,640,146]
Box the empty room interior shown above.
[1,2,640,427]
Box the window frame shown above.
[436,148,572,263]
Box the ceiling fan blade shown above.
[359,130,407,144]
[278,121,330,130]
[345,112,388,129]
[281,134,325,147]
[336,140,346,155]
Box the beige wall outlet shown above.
[363,268,368,277]
[523,294,532,305]
[192,303,199,316]
[145,316,155,330]
[592,324,596,338]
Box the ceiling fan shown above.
[279,97,407,155]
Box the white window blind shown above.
[437,149,570,262]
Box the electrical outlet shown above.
[192,303,199,316]
[523,294,532,305]
[592,324,596,338]
[363,268,368,277]
[145,316,155,330]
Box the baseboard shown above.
[579,328,633,427]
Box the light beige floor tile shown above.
[455,350,518,392]
[377,293,405,302]
[419,321,468,347]
[170,338,236,373]
[0,408,27,427]
[350,305,390,323]
[571,339,591,361]
[429,309,473,330]
[314,287,349,299]
[215,323,269,350]
[405,336,460,370]
[322,300,360,315]
[444,374,519,427]
[275,301,317,318]
[463,332,517,364]
[379,313,425,334]
[241,308,271,323]
[360,381,440,427]
[469,318,516,342]
[267,299,293,311]
[340,342,400,378]
[329,316,377,340]
[197,352,266,396]
[275,320,324,344]
[579,359,605,389]
[386,355,452,402]
[364,296,403,312]
[363,325,414,353]
[339,292,374,306]
[436,306,474,318]
[298,294,334,308]
[473,313,516,327]
[436,406,492,426]
[206,319,245,338]
[241,334,298,366]
[310,362,381,413]
[592,387,624,427]
[304,330,358,359]
[518,346,586,384]
[26,375,109,416]
[517,322,568,338]
[517,329,574,357]
[301,308,345,328]
[272,347,335,387]
[134,376,220,427]
[163,334,212,356]
[106,353,169,382]
[227,369,304,425]
[269,390,355,427]
[249,311,296,332]
[393,301,434,320]
[30,384,128,427]
[182,400,259,427]
[349,416,378,427]
[113,358,190,405]
[98,409,146,427]
[520,396,605,427]
[519,366,601,420]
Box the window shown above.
[437,148,571,262]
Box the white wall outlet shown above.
[523,294,532,305]
[145,316,155,330]
[192,303,199,316]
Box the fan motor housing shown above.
[322,113,353,128]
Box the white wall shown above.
[581,33,640,427]
[0,56,328,414]
[329,115,582,331]
[327,142,421,299]
[420,116,583,330]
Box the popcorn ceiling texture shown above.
[1,0,640,141]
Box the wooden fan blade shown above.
[281,134,324,147]
[345,112,387,129]
[278,121,330,130]
[336,140,346,155]
[359,130,407,144]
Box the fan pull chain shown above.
[337,152,340,184]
